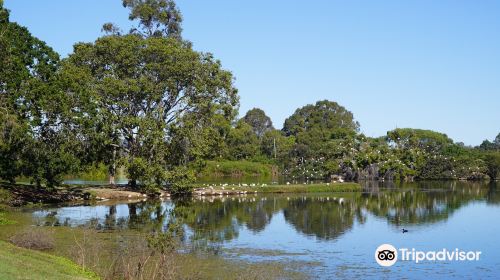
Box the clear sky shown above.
[4,0,500,145]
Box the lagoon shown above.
[16,181,500,279]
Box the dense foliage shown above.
[0,0,83,187]
[0,0,497,193]
[200,99,497,183]
[0,0,237,192]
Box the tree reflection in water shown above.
[36,181,499,246]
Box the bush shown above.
[167,166,195,195]
[10,228,55,250]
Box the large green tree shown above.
[62,28,237,191]
[281,100,360,180]
[242,108,274,138]
[0,1,83,187]
[283,100,359,148]
[226,120,260,160]
[384,128,455,180]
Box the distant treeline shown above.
[1,0,499,193]
[202,103,500,183]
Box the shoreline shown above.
[2,179,496,206]
[0,182,361,206]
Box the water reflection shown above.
[283,196,359,240]
[33,181,499,244]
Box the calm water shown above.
[31,181,500,279]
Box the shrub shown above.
[10,228,55,250]
[167,166,195,195]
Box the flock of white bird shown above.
[194,194,346,204]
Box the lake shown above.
[27,181,500,279]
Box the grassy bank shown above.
[0,211,307,280]
[253,183,361,193]
[63,164,127,182]
[194,182,362,195]
[0,240,98,280]
[197,160,276,178]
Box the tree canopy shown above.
[283,100,359,145]
[0,0,238,191]
[0,0,497,191]
[61,30,237,190]
[123,0,183,39]
[0,1,83,187]
[242,108,274,138]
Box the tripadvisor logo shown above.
[375,244,398,267]
[375,244,482,267]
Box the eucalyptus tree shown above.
[122,0,183,39]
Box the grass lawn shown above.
[194,182,362,194]
[197,160,275,178]
[242,183,362,193]
[0,240,99,280]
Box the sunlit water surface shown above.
[31,181,500,279]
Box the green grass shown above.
[197,160,276,178]
[0,240,99,280]
[0,213,16,225]
[63,164,109,181]
[195,183,362,193]
[255,183,362,193]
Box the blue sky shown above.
[5,0,500,145]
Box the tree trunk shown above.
[109,174,115,185]
[108,147,117,185]
[130,179,137,189]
